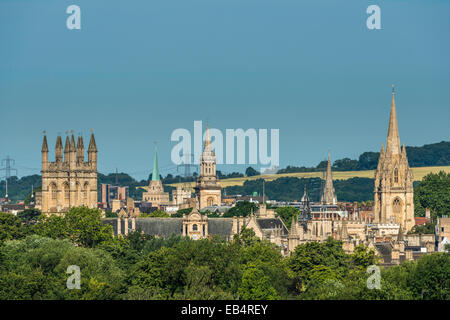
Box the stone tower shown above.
[40,131,98,213]
[321,152,337,205]
[142,145,169,206]
[374,87,414,232]
[195,124,222,209]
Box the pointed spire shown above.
[151,144,160,181]
[70,132,76,152]
[64,134,71,157]
[41,132,48,153]
[321,151,337,205]
[88,131,97,153]
[386,85,401,155]
[55,134,63,161]
[77,135,84,150]
[77,135,85,162]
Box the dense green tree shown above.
[245,167,260,177]
[223,201,258,217]
[33,206,113,247]
[288,238,349,293]
[409,253,450,300]
[17,208,41,225]
[414,171,450,220]
[0,212,29,245]
[237,263,280,300]
[0,235,125,300]
[140,210,169,218]
[275,206,299,229]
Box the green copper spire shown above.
[152,145,160,181]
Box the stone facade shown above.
[39,132,98,213]
[374,88,415,232]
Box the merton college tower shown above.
[374,88,414,232]
[39,132,98,213]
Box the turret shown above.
[41,132,49,169]
[64,134,71,163]
[77,135,85,163]
[70,133,76,167]
[88,131,98,169]
[55,135,63,162]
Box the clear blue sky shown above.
[1,0,449,181]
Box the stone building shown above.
[374,87,415,232]
[194,125,222,209]
[142,146,170,207]
[38,132,98,213]
[105,200,289,253]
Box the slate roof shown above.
[256,218,288,234]
[207,218,233,236]
[135,218,183,238]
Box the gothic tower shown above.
[374,87,414,232]
[195,124,222,209]
[321,152,337,205]
[40,131,98,213]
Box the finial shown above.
[392,84,395,94]
[65,131,68,135]
[70,129,74,134]
[43,130,46,135]
[90,129,94,134]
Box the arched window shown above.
[63,183,69,200]
[393,198,402,214]
[394,168,399,183]
[83,182,89,200]
[50,183,57,200]
[193,224,198,231]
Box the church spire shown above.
[321,151,337,205]
[386,85,401,155]
[151,145,160,181]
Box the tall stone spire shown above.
[385,85,401,155]
[321,151,337,205]
[151,145,160,181]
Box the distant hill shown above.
[278,141,450,173]
[224,177,375,202]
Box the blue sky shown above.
[0,0,449,181]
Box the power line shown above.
[1,156,18,199]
